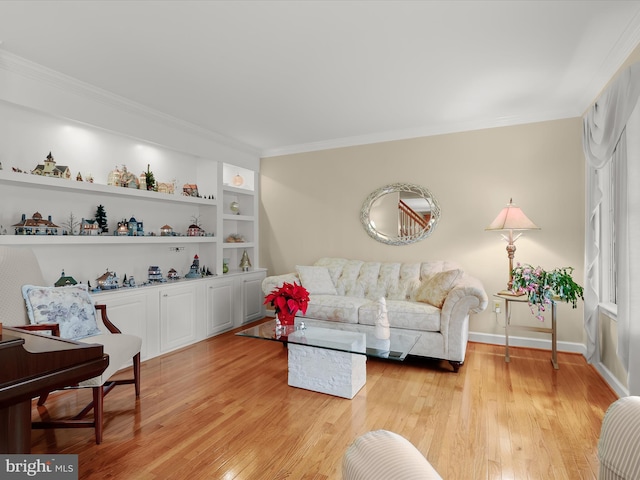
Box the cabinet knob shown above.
[162,294,168,297]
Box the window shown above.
[600,156,618,307]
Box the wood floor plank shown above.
[29,319,617,479]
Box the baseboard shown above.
[592,361,628,398]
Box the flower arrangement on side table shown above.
[264,282,310,326]
[511,263,584,321]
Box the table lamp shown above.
[486,199,539,294]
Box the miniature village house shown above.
[167,268,179,279]
[187,223,204,237]
[107,166,122,186]
[157,182,175,194]
[128,216,144,236]
[80,218,101,235]
[148,266,163,282]
[120,166,139,188]
[13,212,60,235]
[96,270,119,290]
[115,217,144,236]
[182,183,199,197]
[55,270,78,287]
[31,152,71,179]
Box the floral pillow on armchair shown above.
[21,284,102,341]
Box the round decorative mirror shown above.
[360,183,440,245]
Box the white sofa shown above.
[262,257,488,372]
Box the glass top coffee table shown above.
[236,319,420,399]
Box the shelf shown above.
[0,235,218,245]
[222,242,255,249]
[221,267,267,277]
[91,275,217,298]
[223,214,255,221]
[222,185,254,196]
[0,170,217,206]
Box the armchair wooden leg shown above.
[133,353,141,397]
[94,386,103,445]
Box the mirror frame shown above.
[360,182,441,246]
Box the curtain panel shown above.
[582,62,640,395]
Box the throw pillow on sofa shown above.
[414,269,462,308]
[296,265,338,295]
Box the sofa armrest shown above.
[261,273,300,296]
[444,274,489,314]
[439,274,488,362]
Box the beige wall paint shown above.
[260,118,586,343]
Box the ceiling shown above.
[1,1,640,157]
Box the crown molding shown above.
[0,50,260,157]
[260,109,577,158]
[576,8,640,112]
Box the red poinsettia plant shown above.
[264,281,310,325]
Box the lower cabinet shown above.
[203,277,234,336]
[92,269,266,362]
[239,271,267,325]
[159,283,198,353]
[93,288,159,362]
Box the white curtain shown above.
[583,62,640,395]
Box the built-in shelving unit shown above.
[220,163,258,274]
[0,64,265,362]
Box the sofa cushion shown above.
[296,265,337,295]
[414,269,462,308]
[359,299,441,332]
[302,295,369,324]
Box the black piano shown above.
[0,326,109,453]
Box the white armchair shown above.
[0,245,141,444]
[342,430,442,479]
[598,396,640,479]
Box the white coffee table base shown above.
[288,344,366,399]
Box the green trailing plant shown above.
[511,263,584,321]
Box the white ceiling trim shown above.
[260,109,577,158]
[0,50,260,157]
[572,7,640,112]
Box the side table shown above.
[494,293,558,369]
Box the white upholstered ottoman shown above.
[342,430,442,480]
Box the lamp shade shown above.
[485,199,539,231]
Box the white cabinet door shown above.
[93,289,158,361]
[237,270,266,325]
[160,284,197,353]
[204,278,234,336]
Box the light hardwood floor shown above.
[30,319,617,479]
